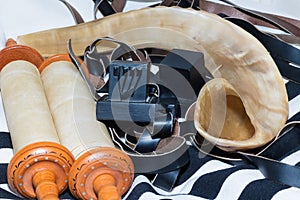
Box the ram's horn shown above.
[18,6,288,151]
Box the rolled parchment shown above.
[1,60,59,151]
[40,54,134,200]
[0,39,74,199]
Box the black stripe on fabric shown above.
[59,189,74,199]
[238,179,289,200]
[0,188,21,199]
[286,81,300,100]
[0,132,12,148]
[176,146,214,185]
[0,164,8,183]
[126,146,214,199]
[260,126,300,160]
[125,182,157,200]
[189,165,255,199]
[0,164,20,199]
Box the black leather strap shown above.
[152,168,181,191]
[93,0,126,18]
[93,0,116,17]
[110,124,190,174]
[134,128,161,153]
[193,122,300,188]
[243,124,300,188]
[109,121,191,191]
[225,17,300,83]
[177,0,199,9]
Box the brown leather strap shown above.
[160,0,175,6]
[198,0,300,37]
[274,34,300,45]
[126,0,300,41]
[93,0,126,18]
[59,0,85,24]
[111,0,126,12]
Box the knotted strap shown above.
[108,123,191,191]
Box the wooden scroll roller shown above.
[0,39,75,200]
[39,54,134,200]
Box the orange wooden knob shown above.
[0,38,44,71]
[68,147,134,200]
[39,54,72,73]
[6,38,17,47]
[38,54,89,78]
[7,142,75,199]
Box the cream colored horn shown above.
[17,6,288,151]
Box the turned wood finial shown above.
[7,142,75,199]
[33,170,59,200]
[5,38,17,47]
[94,174,120,200]
[0,38,44,71]
[69,147,134,200]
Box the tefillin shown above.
[69,37,212,153]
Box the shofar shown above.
[18,6,288,151]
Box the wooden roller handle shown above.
[94,174,120,200]
[6,142,74,199]
[33,170,59,200]
[68,147,134,200]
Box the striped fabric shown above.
[0,79,300,199]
